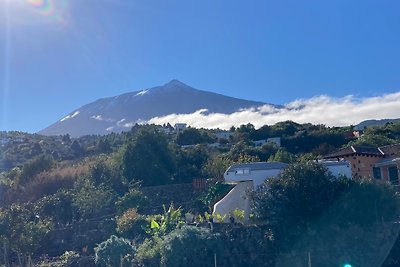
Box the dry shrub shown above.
[18,164,90,202]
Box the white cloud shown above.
[90,115,114,122]
[148,92,400,129]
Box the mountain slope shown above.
[355,118,400,130]
[39,80,270,137]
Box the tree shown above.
[176,128,213,146]
[252,162,347,247]
[122,129,175,186]
[173,145,210,183]
[268,148,295,163]
[17,155,54,185]
[202,154,233,180]
[70,140,85,157]
[89,158,125,195]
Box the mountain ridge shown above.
[39,80,271,137]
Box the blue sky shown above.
[1,0,400,133]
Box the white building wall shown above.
[213,181,253,223]
[321,161,352,179]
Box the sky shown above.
[1,0,400,133]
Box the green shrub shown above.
[72,178,115,219]
[199,182,234,211]
[115,188,147,214]
[94,235,135,267]
[136,226,221,267]
[116,208,147,240]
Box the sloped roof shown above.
[324,145,383,159]
[379,143,400,156]
[226,162,288,173]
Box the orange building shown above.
[324,144,400,184]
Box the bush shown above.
[94,235,135,267]
[32,190,74,224]
[199,182,234,211]
[116,208,147,240]
[115,188,147,214]
[136,226,221,267]
[72,178,115,219]
[17,155,54,186]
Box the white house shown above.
[224,162,288,188]
[174,123,187,133]
[267,137,281,147]
[213,160,352,223]
[317,160,352,178]
[215,131,233,140]
[252,137,281,147]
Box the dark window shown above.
[389,166,399,185]
[373,167,381,179]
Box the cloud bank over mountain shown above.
[148,92,400,129]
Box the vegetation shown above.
[94,235,135,267]
[0,121,400,265]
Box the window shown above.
[235,169,244,175]
[235,169,250,175]
[389,166,399,185]
[373,167,381,179]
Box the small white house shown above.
[267,137,281,147]
[253,139,267,147]
[215,131,233,140]
[174,123,187,133]
[252,137,281,147]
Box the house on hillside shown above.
[213,160,352,223]
[224,162,288,188]
[324,143,400,184]
[252,137,281,148]
[215,131,233,140]
[267,137,281,147]
[174,123,187,133]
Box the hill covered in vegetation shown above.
[1,121,400,266]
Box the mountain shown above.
[355,118,400,130]
[39,80,270,137]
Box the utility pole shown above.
[308,251,312,267]
[3,242,7,267]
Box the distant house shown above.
[267,137,281,147]
[0,138,10,145]
[324,143,400,184]
[253,139,267,147]
[252,137,281,147]
[215,131,233,140]
[174,123,187,133]
[213,160,351,223]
